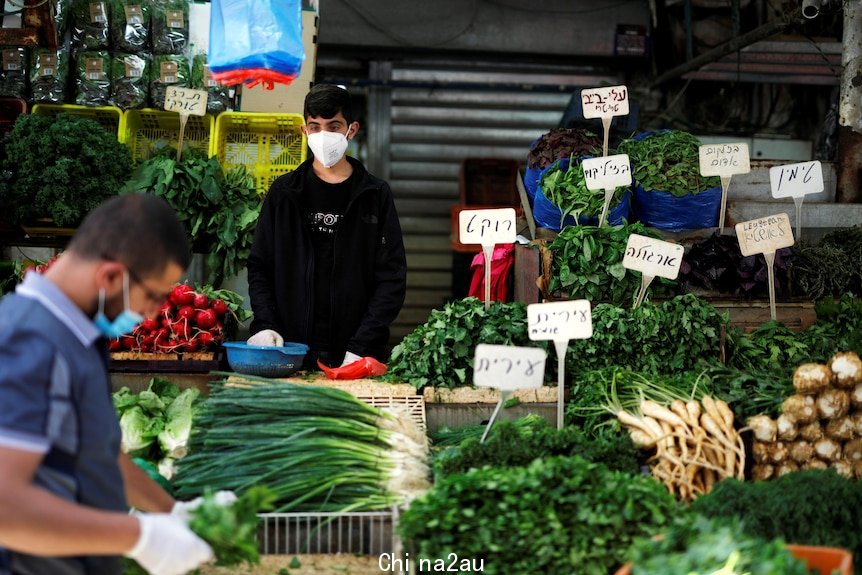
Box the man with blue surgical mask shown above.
[0,194,218,575]
[247,84,407,370]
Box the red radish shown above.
[211,299,229,317]
[177,305,196,321]
[170,319,190,339]
[197,331,215,348]
[108,338,122,352]
[184,338,199,352]
[170,284,195,306]
[195,309,217,330]
[141,318,159,332]
[193,293,209,309]
[120,335,136,351]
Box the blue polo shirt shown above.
[0,273,126,575]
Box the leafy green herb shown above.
[30,47,69,104]
[109,0,150,53]
[151,0,189,55]
[74,50,111,106]
[617,130,720,196]
[110,53,149,109]
[120,154,260,287]
[149,53,189,108]
[188,486,276,568]
[626,514,809,575]
[544,222,677,305]
[539,157,626,226]
[0,113,132,226]
[691,469,862,569]
[191,53,231,114]
[70,0,109,49]
[387,298,546,390]
[435,416,640,476]
[398,455,679,575]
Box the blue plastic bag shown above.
[632,184,722,232]
[208,0,303,86]
[533,157,631,231]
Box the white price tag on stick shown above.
[473,344,547,391]
[163,86,207,162]
[769,161,823,242]
[698,143,750,234]
[582,154,632,227]
[623,234,684,308]
[458,208,517,310]
[528,300,592,430]
[581,84,629,157]
[735,213,795,321]
[527,300,593,342]
[474,344,548,442]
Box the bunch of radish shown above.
[108,283,237,354]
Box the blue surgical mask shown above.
[94,271,143,338]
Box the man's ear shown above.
[347,121,360,140]
[94,260,125,293]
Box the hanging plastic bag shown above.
[208,0,304,89]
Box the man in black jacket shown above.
[246,84,407,368]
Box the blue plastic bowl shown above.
[222,341,309,378]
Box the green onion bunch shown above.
[172,376,430,512]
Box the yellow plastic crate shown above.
[212,111,306,195]
[31,103,123,140]
[121,108,214,164]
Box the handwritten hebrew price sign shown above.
[527,300,593,341]
[769,161,823,199]
[458,208,517,247]
[163,86,208,116]
[581,154,632,190]
[698,143,751,177]
[581,85,629,118]
[735,213,795,256]
[622,234,685,280]
[473,344,547,391]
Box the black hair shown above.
[304,84,354,124]
[67,194,192,278]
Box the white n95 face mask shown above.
[307,130,349,168]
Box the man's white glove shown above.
[171,490,238,523]
[341,351,362,367]
[247,329,283,347]
[125,513,214,575]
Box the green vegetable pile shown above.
[434,415,640,476]
[691,469,862,569]
[617,130,720,196]
[189,486,275,568]
[539,157,626,226]
[626,514,809,575]
[398,455,678,575]
[567,294,727,375]
[121,153,260,287]
[792,226,862,300]
[543,221,677,305]
[0,113,132,226]
[388,298,544,390]
[173,377,430,512]
[112,377,200,479]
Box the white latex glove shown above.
[171,490,238,523]
[247,329,284,347]
[125,513,214,575]
[341,351,362,367]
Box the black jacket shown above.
[247,157,407,362]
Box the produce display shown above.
[0,113,132,226]
[540,221,677,305]
[399,455,678,575]
[748,351,862,480]
[112,377,200,480]
[173,378,430,512]
[526,128,602,170]
[121,154,260,287]
[624,514,809,575]
[616,395,745,501]
[107,283,248,354]
[538,157,627,226]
